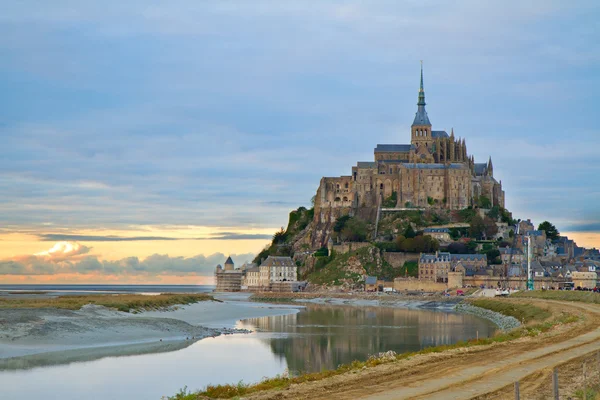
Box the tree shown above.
[400,238,415,252]
[272,228,288,244]
[341,218,368,242]
[487,206,500,221]
[395,234,406,249]
[469,215,486,239]
[448,242,468,254]
[483,216,499,239]
[333,215,351,233]
[469,215,498,240]
[404,225,416,239]
[478,196,492,209]
[538,221,560,241]
[466,240,478,252]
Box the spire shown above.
[418,61,426,106]
[450,128,454,138]
[412,61,431,127]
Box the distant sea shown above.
[0,284,215,296]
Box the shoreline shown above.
[0,294,302,365]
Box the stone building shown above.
[500,247,524,265]
[215,256,244,292]
[244,256,298,291]
[423,228,451,242]
[312,65,505,246]
[419,251,487,282]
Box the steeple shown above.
[412,61,431,127]
[418,62,426,106]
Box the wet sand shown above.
[0,293,302,365]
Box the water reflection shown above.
[0,304,496,400]
[238,305,496,374]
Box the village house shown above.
[499,247,524,265]
[419,251,487,282]
[423,228,451,242]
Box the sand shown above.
[0,293,302,364]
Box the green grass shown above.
[170,299,580,399]
[468,299,552,323]
[511,290,600,304]
[0,293,215,312]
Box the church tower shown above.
[411,62,432,147]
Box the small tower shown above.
[487,157,494,177]
[224,256,235,271]
[411,62,432,147]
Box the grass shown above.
[468,298,552,323]
[169,299,580,399]
[512,290,600,304]
[0,293,215,312]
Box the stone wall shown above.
[393,277,447,292]
[383,252,419,268]
[332,242,372,254]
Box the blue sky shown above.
[0,1,599,281]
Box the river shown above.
[0,300,496,400]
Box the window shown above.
[344,182,348,189]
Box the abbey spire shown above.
[412,62,431,127]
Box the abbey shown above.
[314,66,504,214]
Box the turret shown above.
[224,256,234,271]
[488,156,494,177]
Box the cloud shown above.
[0,0,599,238]
[33,241,92,261]
[38,234,180,242]
[0,249,255,277]
[36,233,273,241]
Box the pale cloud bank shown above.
[0,242,253,277]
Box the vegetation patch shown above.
[169,302,580,399]
[0,293,215,313]
[511,290,600,304]
[467,299,551,324]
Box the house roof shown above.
[431,130,449,138]
[526,230,544,237]
[474,163,487,175]
[365,276,377,285]
[402,163,464,170]
[357,161,377,168]
[499,247,523,255]
[224,256,234,265]
[424,228,450,233]
[374,144,412,153]
[260,256,295,267]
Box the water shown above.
[0,284,215,296]
[0,302,496,400]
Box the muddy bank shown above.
[0,296,301,364]
[454,302,521,331]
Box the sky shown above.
[1,1,599,284]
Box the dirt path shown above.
[246,299,600,400]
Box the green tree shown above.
[400,238,415,252]
[341,218,368,242]
[333,215,351,233]
[478,196,492,209]
[272,228,288,244]
[487,206,500,221]
[469,215,485,239]
[538,221,560,241]
[404,225,416,239]
[395,234,406,249]
[466,240,478,252]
